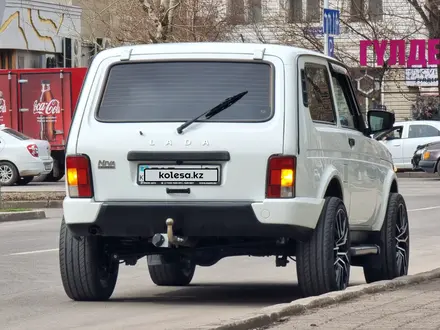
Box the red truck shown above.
[0,67,87,182]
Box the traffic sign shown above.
[328,36,334,57]
[323,8,340,35]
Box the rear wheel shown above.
[44,158,65,182]
[59,218,119,301]
[16,176,34,185]
[147,254,195,286]
[363,193,409,283]
[0,161,18,186]
[296,197,351,297]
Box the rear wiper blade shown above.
[176,91,248,134]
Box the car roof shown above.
[395,120,440,125]
[94,42,337,64]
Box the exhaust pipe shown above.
[88,225,101,235]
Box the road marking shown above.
[408,206,440,212]
[5,248,59,256]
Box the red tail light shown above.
[266,155,296,198]
[66,155,93,198]
[27,144,39,157]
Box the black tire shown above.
[0,161,18,186]
[436,160,440,176]
[363,193,409,283]
[44,170,65,182]
[16,176,34,185]
[147,254,195,286]
[44,159,65,182]
[296,197,351,297]
[59,218,119,301]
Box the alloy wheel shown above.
[0,165,13,184]
[396,203,409,276]
[334,208,350,290]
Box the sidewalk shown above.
[270,279,440,330]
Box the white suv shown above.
[60,43,410,301]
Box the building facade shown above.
[224,0,432,121]
[0,0,82,69]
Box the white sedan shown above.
[0,126,53,186]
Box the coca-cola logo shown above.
[33,99,61,115]
[0,99,6,113]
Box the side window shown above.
[380,126,403,141]
[331,77,355,129]
[304,64,335,123]
[408,124,440,138]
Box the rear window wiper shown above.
[176,91,248,134]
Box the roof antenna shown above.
[240,34,245,43]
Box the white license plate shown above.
[44,163,51,170]
[138,164,221,185]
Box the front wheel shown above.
[363,193,409,283]
[59,218,119,301]
[147,255,195,286]
[296,197,351,297]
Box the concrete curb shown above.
[1,200,63,209]
[202,268,440,330]
[0,209,46,222]
[397,172,438,178]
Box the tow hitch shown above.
[151,218,193,248]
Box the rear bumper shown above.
[419,160,437,173]
[63,197,325,240]
[18,158,53,176]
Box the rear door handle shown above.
[348,138,355,147]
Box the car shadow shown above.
[108,281,365,306]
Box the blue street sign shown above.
[304,27,323,36]
[323,8,340,35]
[328,36,334,57]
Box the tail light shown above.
[27,144,39,157]
[266,155,296,198]
[66,154,93,198]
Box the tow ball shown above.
[151,218,192,248]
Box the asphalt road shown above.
[1,178,440,330]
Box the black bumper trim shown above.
[419,160,437,173]
[66,202,313,240]
[127,151,230,162]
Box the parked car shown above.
[416,141,440,175]
[375,120,440,171]
[59,43,409,302]
[0,126,53,185]
[411,142,433,169]
[0,67,87,182]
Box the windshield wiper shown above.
[176,91,248,134]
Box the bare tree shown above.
[79,0,233,45]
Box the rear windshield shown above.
[2,128,31,140]
[96,61,273,122]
